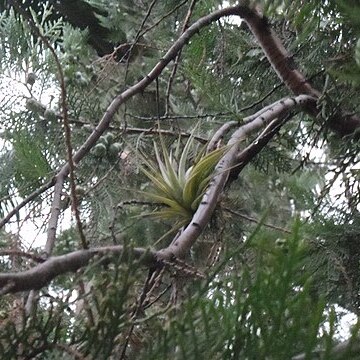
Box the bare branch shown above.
[0,246,157,294]
[240,4,360,136]
[165,0,197,114]
[118,126,208,143]
[0,180,54,229]
[222,207,291,234]
[10,0,87,253]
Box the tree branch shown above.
[239,4,360,136]
[165,0,197,115]
[0,180,55,229]
[0,250,45,263]
[0,246,157,294]
[158,95,316,260]
[0,97,314,294]
[207,121,238,152]
[222,207,291,234]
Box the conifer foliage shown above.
[0,0,359,358]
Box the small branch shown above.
[0,179,55,229]
[126,112,232,121]
[165,0,197,114]
[207,121,238,152]
[140,0,189,37]
[122,0,158,123]
[120,269,156,360]
[53,343,86,360]
[0,250,45,263]
[10,0,87,253]
[229,111,293,181]
[222,207,291,234]
[119,126,208,143]
[57,117,209,143]
[238,82,284,113]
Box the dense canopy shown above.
[0,0,359,358]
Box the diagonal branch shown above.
[0,4,246,255]
[158,95,316,260]
[165,0,197,115]
[239,4,360,136]
[0,180,55,229]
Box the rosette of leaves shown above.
[139,134,228,228]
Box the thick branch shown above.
[239,5,360,136]
[240,6,319,97]
[0,246,157,294]
[158,95,316,260]
[207,121,238,152]
[228,112,292,181]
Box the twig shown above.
[0,250,45,263]
[126,112,232,121]
[0,179,54,229]
[165,0,197,115]
[222,207,291,234]
[120,268,156,360]
[140,0,189,37]
[53,343,86,360]
[240,82,284,113]
[122,0,158,125]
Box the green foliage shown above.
[0,8,31,71]
[0,255,140,359]
[11,131,52,197]
[0,0,360,358]
[139,225,354,359]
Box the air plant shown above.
[139,132,228,228]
